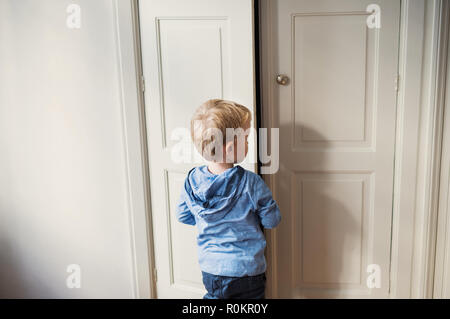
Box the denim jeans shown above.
[201,271,266,299]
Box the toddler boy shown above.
[176,99,281,299]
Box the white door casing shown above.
[433,0,450,298]
[262,0,401,298]
[138,0,257,298]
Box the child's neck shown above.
[207,162,234,175]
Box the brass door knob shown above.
[276,74,289,85]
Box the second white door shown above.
[262,0,401,298]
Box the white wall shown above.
[0,0,136,298]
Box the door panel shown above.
[138,0,256,298]
[293,14,371,146]
[269,0,400,298]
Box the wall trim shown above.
[112,0,156,299]
[424,0,449,298]
[407,0,449,299]
[430,0,450,299]
[434,9,450,296]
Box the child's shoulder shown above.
[187,165,264,185]
[186,165,210,177]
[239,166,265,186]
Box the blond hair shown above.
[191,99,251,161]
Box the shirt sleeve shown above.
[176,187,196,226]
[251,174,281,229]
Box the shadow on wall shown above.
[276,123,360,298]
[0,227,62,298]
[0,238,28,298]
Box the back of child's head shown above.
[191,99,251,161]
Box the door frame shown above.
[113,0,157,299]
[259,0,449,298]
[116,0,449,299]
[389,0,449,299]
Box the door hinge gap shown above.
[395,74,400,92]
[141,75,146,93]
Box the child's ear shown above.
[225,140,234,154]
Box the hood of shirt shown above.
[182,165,248,222]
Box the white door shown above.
[262,0,400,298]
[138,0,257,298]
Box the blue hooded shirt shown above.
[176,165,281,277]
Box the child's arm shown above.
[176,201,196,225]
[252,174,281,229]
[176,191,196,226]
